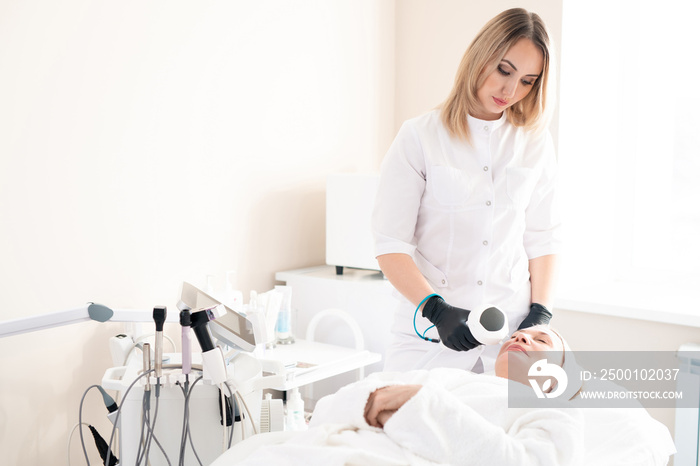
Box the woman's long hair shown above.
[441,8,555,142]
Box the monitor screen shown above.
[179,281,256,352]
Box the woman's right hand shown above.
[364,385,422,428]
[422,296,479,351]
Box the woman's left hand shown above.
[517,303,552,330]
[364,384,422,428]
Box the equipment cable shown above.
[94,362,238,465]
[103,369,154,466]
[79,385,116,466]
[180,375,205,466]
[67,422,90,466]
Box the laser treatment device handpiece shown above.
[467,305,509,345]
[153,306,167,379]
[416,296,509,347]
[143,343,151,393]
[190,308,216,352]
[88,425,118,466]
[190,306,227,384]
[179,306,192,376]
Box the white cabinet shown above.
[275,265,396,405]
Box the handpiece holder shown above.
[468,305,509,345]
[201,347,228,385]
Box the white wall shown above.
[0,1,394,464]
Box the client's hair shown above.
[548,327,583,401]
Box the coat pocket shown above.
[414,250,448,289]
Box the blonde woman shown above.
[373,8,560,372]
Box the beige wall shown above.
[0,1,394,463]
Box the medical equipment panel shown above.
[102,353,261,466]
[180,281,257,352]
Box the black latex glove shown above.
[517,303,553,330]
[421,296,480,351]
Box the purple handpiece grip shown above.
[182,326,191,375]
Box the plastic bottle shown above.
[274,285,294,344]
[286,387,306,431]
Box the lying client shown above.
[314,325,581,465]
[216,326,584,466]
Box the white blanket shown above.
[213,368,585,466]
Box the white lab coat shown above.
[372,110,561,372]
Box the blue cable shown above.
[413,293,442,342]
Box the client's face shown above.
[493,327,564,385]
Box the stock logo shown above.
[528,358,568,399]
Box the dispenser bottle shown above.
[286,387,306,431]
